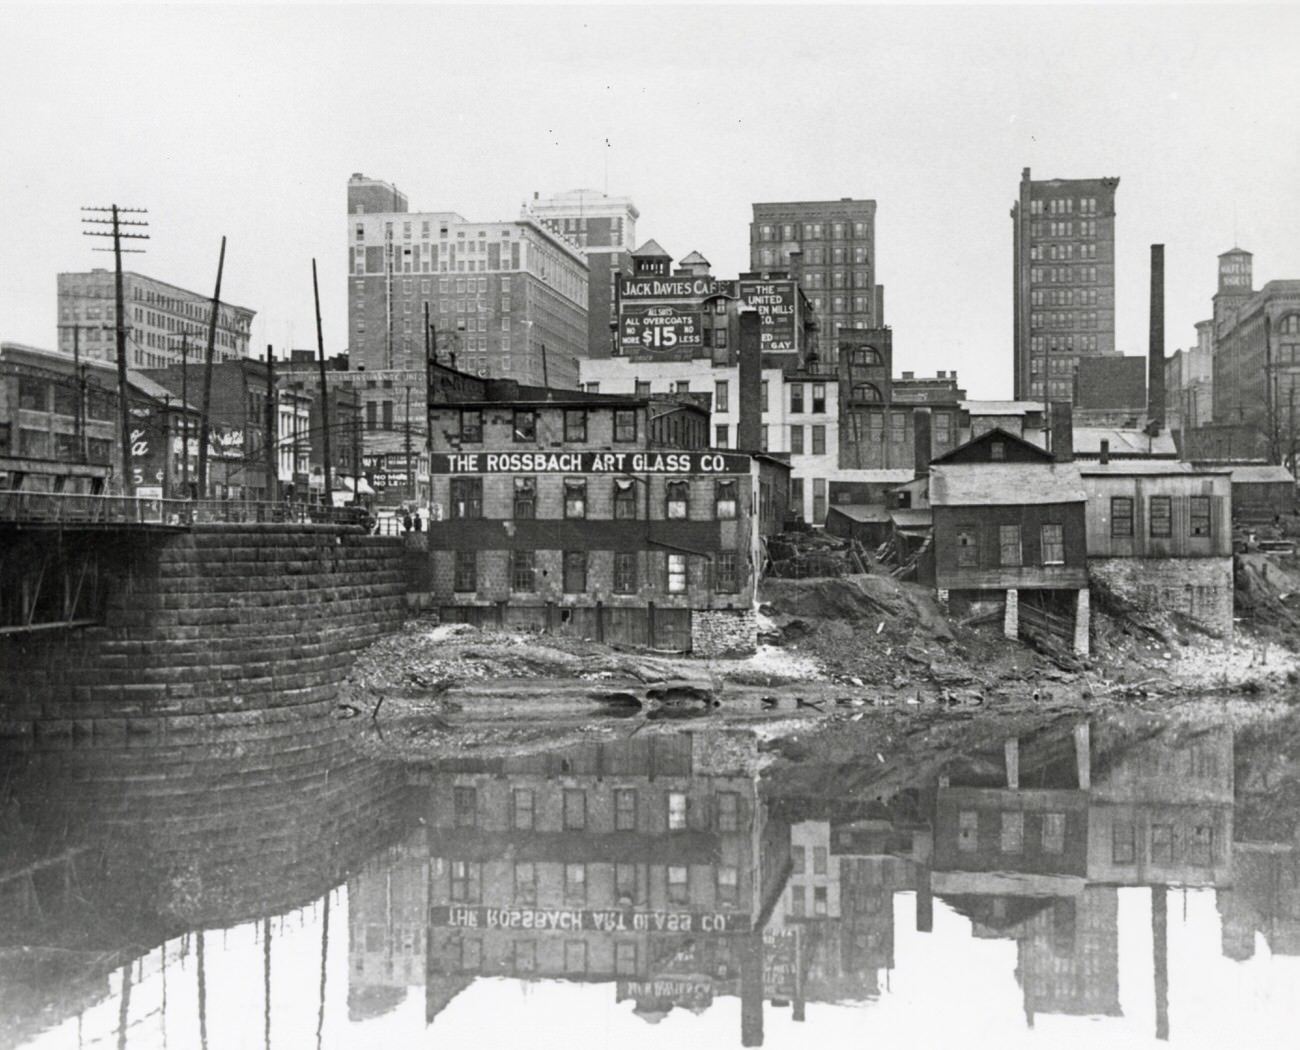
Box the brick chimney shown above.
[1100,438,1110,465]
[913,407,932,477]
[737,310,763,452]
[1050,401,1074,462]
[1149,244,1165,432]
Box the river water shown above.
[2,703,1298,1049]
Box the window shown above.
[512,788,534,829]
[813,846,827,875]
[1001,812,1024,853]
[666,480,689,519]
[958,811,978,852]
[513,940,537,972]
[564,941,587,975]
[812,384,826,413]
[450,478,482,518]
[564,409,587,442]
[454,550,477,592]
[790,885,806,916]
[615,863,637,905]
[715,424,729,448]
[716,792,739,831]
[715,479,737,519]
[614,408,636,442]
[715,552,739,593]
[450,860,480,903]
[813,478,827,523]
[1190,496,1211,537]
[1151,823,1174,864]
[614,552,637,594]
[790,384,804,414]
[812,425,826,455]
[715,380,729,413]
[1042,812,1066,854]
[563,788,586,830]
[990,441,1005,461]
[667,866,689,905]
[511,551,536,592]
[1112,822,1136,864]
[564,863,586,903]
[667,791,687,830]
[459,938,481,970]
[613,479,637,520]
[791,845,806,874]
[563,550,587,593]
[564,477,586,518]
[454,786,477,827]
[1111,496,1134,538]
[615,788,637,830]
[1149,495,1172,537]
[1041,523,1064,565]
[514,862,535,904]
[718,866,739,906]
[634,380,650,398]
[513,409,536,442]
[1189,824,1214,865]
[615,942,638,975]
[513,477,536,518]
[999,525,1022,567]
[760,380,769,414]
[790,426,804,454]
[667,553,688,593]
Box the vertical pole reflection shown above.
[317,890,331,1050]
[116,958,133,1050]
[197,930,208,1050]
[263,917,272,1050]
[1153,885,1169,1041]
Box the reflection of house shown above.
[347,834,430,1020]
[929,423,1090,655]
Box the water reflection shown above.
[4,710,1300,1048]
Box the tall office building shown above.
[749,199,882,361]
[527,188,638,359]
[346,174,589,388]
[1011,168,1120,401]
[57,270,255,369]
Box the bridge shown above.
[0,493,369,633]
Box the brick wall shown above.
[692,608,759,657]
[0,525,407,738]
[1089,556,1234,638]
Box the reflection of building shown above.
[56,268,254,368]
[347,836,430,1020]
[1011,168,1120,402]
[1015,887,1121,1022]
[1218,844,1300,960]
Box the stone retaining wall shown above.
[691,608,759,657]
[0,525,406,738]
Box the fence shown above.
[0,491,367,528]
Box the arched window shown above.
[852,382,884,403]
[1278,314,1300,335]
[849,346,881,366]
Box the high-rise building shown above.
[345,174,589,389]
[1011,168,1120,402]
[56,269,254,369]
[527,188,638,359]
[749,199,882,361]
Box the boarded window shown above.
[1112,822,1136,864]
[715,479,737,519]
[614,409,636,442]
[564,789,586,829]
[1111,496,1134,537]
[563,550,586,593]
[1190,495,1211,536]
[614,552,637,594]
[614,478,637,519]
[999,525,1022,567]
[958,811,978,852]
[1042,812,1066,854]
[666,480,689,519]
[1001,812,1024,853]
[1041,523,1064,565]
[453,550,476,592]
[564,477,586,518]
[1149,496,1172,537]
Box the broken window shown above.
[614,408,637,442]
[957,527,979,568]
[666,479,689,519]
[563,408,587,442]
[459,408,482,443]
[1190,495,1211,537]
[715,479,737,519]
[564,477,586,518]
[613,478,637,519]
[512,408,536,442]
[513,476,535,518]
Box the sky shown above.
[2,3,1299,400]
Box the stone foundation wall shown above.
[1089,556,1234,638]
[0,525,407,738]
[691,608,758,657]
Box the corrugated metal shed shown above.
[929,462,1086,506]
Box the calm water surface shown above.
[3,705,1298,1049]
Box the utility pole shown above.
[404,385,414,500]
[197,236,226,499]
[265,345,278,501]
[352,395,362,503]
[311,259,333,506]
[81,204,148,496]
[180,333,190,497]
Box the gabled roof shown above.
[826,503,891,524]
[1229,464,1296,484]
[632,238,671,259]
[1072,426,1177,457]
[930,462,1087,507]
[678,249,710,266]
[931,426,1054,465]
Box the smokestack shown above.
[1149,244,1165,432]
[1100,438,1110,465]
[1050,401,1073,462]
[737,310,763,452]
[913,407,932,478]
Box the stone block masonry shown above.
[1089,556,1234,638]
[1,525,407,737]
[692,608,759,657]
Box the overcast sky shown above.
[2,3,1298,399]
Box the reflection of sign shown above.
[621,276,717,300]
[431,906,750,934]
[616,977,713,1009]
[431,450,751,475]
[620,304,703,353]
[739,280,796,352]
[763,927,800,999]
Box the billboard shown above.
[738,280,797,352]
[620,304,703,354]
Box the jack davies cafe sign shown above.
[430,450,752,475]
[431,905,750,934]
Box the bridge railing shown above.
[0,492,367,528]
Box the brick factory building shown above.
[424,362,789,654]
[1011,168,1120,402]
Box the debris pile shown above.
[765,530,873,578]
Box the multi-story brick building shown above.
[345,174,589,388]
[1011,168,1120,402]
[528,188,639,359]
[56,269,254,369]
[750,199,882,359]
[425,361,788,654]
